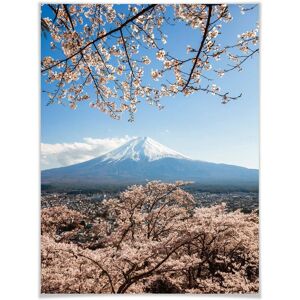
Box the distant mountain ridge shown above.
[42,137,258,187]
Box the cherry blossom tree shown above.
[41,4,259,121]
[41,181,259,293]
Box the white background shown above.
[0,0,299,299]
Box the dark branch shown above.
[48,4,70,32]
[120,28,135,78]
[182,5,213,91]
[76,252,116,294]
[48,4,59,23]
[63,4,74,31]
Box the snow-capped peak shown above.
[101,137,189,162]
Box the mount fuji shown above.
[41,137,258,188]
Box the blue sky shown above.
[41,4,259,170]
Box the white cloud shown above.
[41,136,133,170]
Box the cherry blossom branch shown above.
[41,4,259,119]
[48,4,71,32]
[42,4,157,73]
[76,252,116,293]
[63,4,74,31]
[224,48,259,73]
[182,5,212,91]
[120,28,135,79]
[81,54,115,114]
[117,233,203,293]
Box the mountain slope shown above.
[41,137,258,187]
